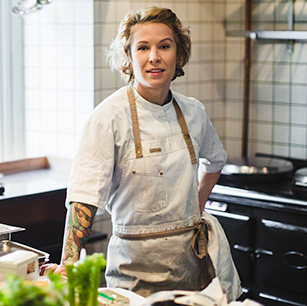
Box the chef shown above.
[43,6,242,302]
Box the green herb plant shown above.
[0,253,106,306]
[66,253,106,306]
[0,272,67,306]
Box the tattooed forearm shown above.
[61,202,97,265]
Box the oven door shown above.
[256,218,307,306]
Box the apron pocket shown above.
[132,170,166,212]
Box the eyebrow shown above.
[136,38,174,44]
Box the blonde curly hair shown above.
[106,6,191,83]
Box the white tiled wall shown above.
[23,0,307,161]
[225,0,307,160]
[23,0,94,158]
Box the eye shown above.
[160,44,170,49]
[137,45,148,51]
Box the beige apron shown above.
[105,86,215,297]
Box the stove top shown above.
[214,156,307,205]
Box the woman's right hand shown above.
[39,263,67,277]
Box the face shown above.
[130,22,177,96]
[75,203,92,228]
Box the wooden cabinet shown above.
[207,194,307,306]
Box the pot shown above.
[220,156,294,183]
[291,167,307,198]
[292,167,307,188]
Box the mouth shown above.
[146,68,165,74]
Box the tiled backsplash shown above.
[23,0,307,161]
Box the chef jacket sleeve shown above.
[66,113,115,210]
[198,110,227,173]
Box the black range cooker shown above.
[205,155,307,306]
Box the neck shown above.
[133,82,171,106]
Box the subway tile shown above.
[274,85,290,104]
[58,112,75,134]
[294,1,307,22]
[273,125,290,143]
[75,24,94,46]
[254,103,273,122]
[56,24,75,46]
[188,3,201,21]
[98,1,116,24]
[75,1,94,24]
[226,3,243,22]
[55,2,74,24]
[291,85,307,105]
[40,46,56,68]
[75,46,94,68]
[41,110,57,132]
[291,105,307,124]
[273,144,290,157]
[291,64,307,84]
[273,104,290,123]
[41,90,57,111]
[226,82,242,101]
[39,24,57,46]
[292,44,307,64]
[115,2,132,23]
[57,68,75,90]
[290,147,307,159]
[274,64,290,83]
[56,46,75,68]
[58,90,74,111]
[291,126,307,146]
[24,46,40,67]
[75,68,94,90]
[75,91,94,112]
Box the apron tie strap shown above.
[190,218,211,259]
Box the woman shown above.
[43,6,241,301]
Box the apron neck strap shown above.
[127,86,143,158]
[127,86,197,164]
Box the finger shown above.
[43,264,59,275]
[54,265,66,274]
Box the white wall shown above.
[23,0,94,158]
[23,0,307,161]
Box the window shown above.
[0,0,25,162]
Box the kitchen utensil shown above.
[220,156,294,183]
[291,167,307,198]
[292,167,307,188]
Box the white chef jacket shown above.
[65,86,241,300]
[66,86,226,210]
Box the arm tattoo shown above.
[61,202,97,265]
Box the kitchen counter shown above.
[0,157,72,201]
[212,184,307,207]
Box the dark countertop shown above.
[0,157,72,201]
[212,184,307,207]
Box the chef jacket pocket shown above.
[131,169,166,212]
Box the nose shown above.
[149,48,160,64]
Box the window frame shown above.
[0,0,25,162]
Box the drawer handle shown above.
[234,244,252,253]
[283,251,307,270]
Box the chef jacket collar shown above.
[133,87,174,113]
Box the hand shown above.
[39,263,67,277]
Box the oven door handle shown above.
[254,248,274,259]
[234,244,273,261]
[233,244,253,254]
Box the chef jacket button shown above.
[158,115,163,119]
[132,170,136,174]
[159,171,163,175]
